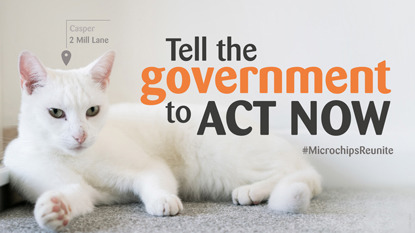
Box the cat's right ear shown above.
[19,51,47,95]
[88,51,115,90]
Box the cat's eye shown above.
[86,106,100,117]
[48,108,66,119]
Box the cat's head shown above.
[18,51,115,156]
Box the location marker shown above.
[61,50,71,65]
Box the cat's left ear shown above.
[19,51,48,95]
[88,51,115,90]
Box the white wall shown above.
[0,0,4,157]
[1,0,415,188]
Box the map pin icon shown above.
[61,50,71,66]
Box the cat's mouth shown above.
[65,141,93,154]
[63,145,89,156]
[70,145,87,152]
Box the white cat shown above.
[4,51,322,231]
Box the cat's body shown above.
[4,51,321,231]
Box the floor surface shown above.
[0,188,414,233]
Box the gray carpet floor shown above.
[0,188,414,233]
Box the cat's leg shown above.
[132,161,183,216]
[11,163,107,231]
[34,183,103,231]
[232,174,285,206]
[5,143,100,231]
[232,167,321,213]
[268,168,322,213]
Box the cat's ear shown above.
[88,51,115,90]
[19,51,47,95]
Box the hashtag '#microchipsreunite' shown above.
[302,146,393,157]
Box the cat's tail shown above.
[268,168,322,213]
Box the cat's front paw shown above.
[34,192,72,231]
[232,185,268,205]
[145,194,183,216]
[268,182,311,213]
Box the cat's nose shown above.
[73,131,87,144]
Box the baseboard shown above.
[0,184,25,211]
[0,166,24,211]
[0,165,8,187]
[1,127,24,211]
[0,166,11,211]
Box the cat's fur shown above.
[4,51,322,231]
